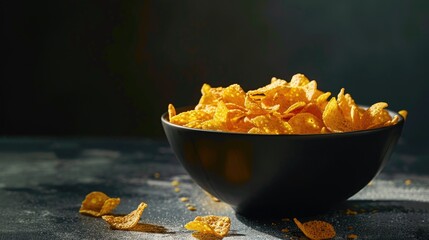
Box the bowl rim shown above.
[161,105,404,137]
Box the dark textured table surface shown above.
[0,138,428,240]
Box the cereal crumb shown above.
[174,187,181,193]
[211,196,220,202]
[281,228,289,233]
[405,179,412,186]
[187,206,197,211]
[179,197,189,202]
[171,180,180,187]
[346,209,358,215]
[347,233,358,239]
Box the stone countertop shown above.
[0,138,428,240]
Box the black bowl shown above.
[161,107,404,217]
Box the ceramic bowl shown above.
[161,107,404,217]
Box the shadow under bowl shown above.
[161,107,404,218]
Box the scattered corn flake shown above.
[170,109,212,126]
[281,228,290,233]
[174,187,181,193]
[323,97,353,132]
[362,102,390,129]
[185,203,197,211]
[102,202,148,230]
[347,233,358,239]
[185,215,231,238]
[79,191,120,217]
[179,197,189,202]
[398,110,408,120]
[187,206,197,211]
[185,219,215,234]
[293,218,336,240]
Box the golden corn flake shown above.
[222,84,245,107]
[398,110,408,119]
[362,102,390,129]
[168,73,406,134]
[170,110,212,126]
[248,78,287,97]
[288,113,323,134]
[301,103,323,121]
[168,103,176,120]
[316,91,331,110]
[185,220,216,234]
[185,215,231,238]
[196,84,224,111]
[293,218,336,240]
[102,202,148,230]
[187,205,197,211]
[248,114,293,134]
[323,97,353,132]
[79,191,120,217]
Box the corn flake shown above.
[323,97,353,132]
[185,215,231,238]
[79,191,120,217]
[288,113,323,134]
[102,202,148,230]
[293,218,336,240]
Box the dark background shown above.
[2,1,429,152]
